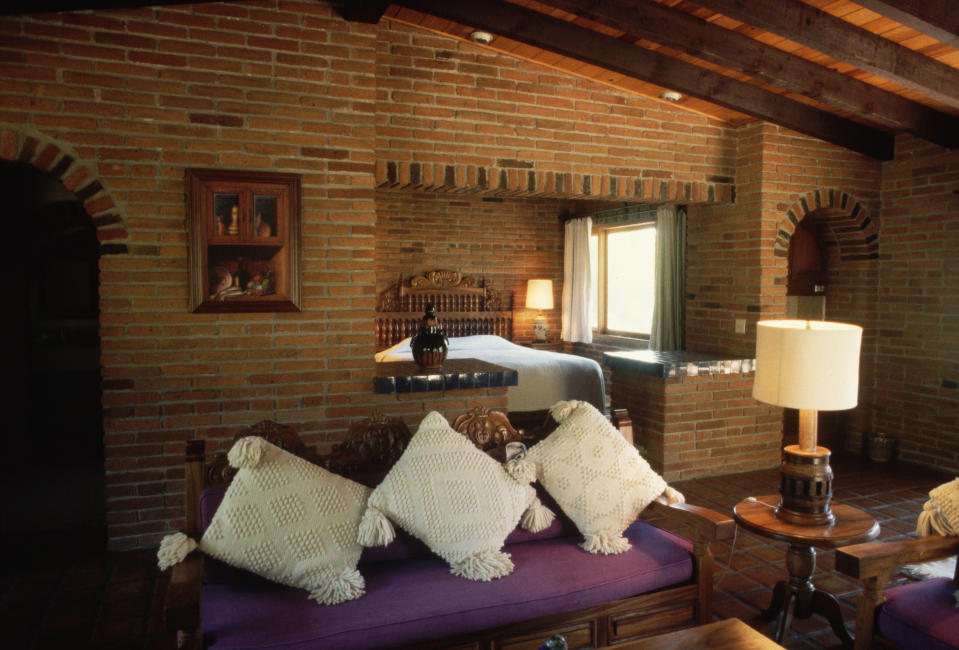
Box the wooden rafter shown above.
[692,0,959,110]
[854,0,959,48]
[395,0,894,159]
[533,0,958,149]
[343,0,391,24]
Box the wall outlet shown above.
[735,318,746,334]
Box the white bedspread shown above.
[375,335,606,413]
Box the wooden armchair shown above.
[835,533,959,649]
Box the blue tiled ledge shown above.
[374,358,519,394]
[603,349,755,378]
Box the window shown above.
[589,222,656,337]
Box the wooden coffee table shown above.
[733,495,880,645]
[612,618,783,648]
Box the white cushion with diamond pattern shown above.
[524,401,683,555]
[199,436,371,605]
[360,411,539,581]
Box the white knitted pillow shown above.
[523,400,684,555]
[358,411,553,581]
[917,477,959,537]
[158,437,370,605]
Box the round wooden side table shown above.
[733,494,880,645]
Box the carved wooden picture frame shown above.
[187,168,301,313]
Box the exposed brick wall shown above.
[758,127,882,454]
[373,19,738,195]
[610,369,781,480]
[687,124,881,351]
[686,123,766,359]
[874,136,959,473]
[687,123,884,457]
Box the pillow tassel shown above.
[580,532,631,555]
[916,499,957,537]
[451,550,514,581]
[520,496,555,533]
[357,505,395,547]
[227,436,266,469]
[663,485,685,505]
[917,500,936,537]
[157,532,197,571]
[505,456,537,484]
[308,567,365,606]
[548,400,582,423]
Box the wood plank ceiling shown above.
[348,0,959,160]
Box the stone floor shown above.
[1,452,949,650]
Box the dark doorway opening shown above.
[3,160,106,562]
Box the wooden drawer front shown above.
[608,605,694,642]
[494,620,597,650]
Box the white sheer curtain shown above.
[561,216,592,343]
[649,204,686,350]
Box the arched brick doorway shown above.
[2,128,129,559]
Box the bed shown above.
[375,334,606,412]
[375,271,606,414]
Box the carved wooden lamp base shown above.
[775,444,835,526]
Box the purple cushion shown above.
[878,578,959,650]
[199,485,228,532]
[201,520,693,650]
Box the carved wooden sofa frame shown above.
[165,408,735,649]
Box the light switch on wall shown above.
[735,318,746,334]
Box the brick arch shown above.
[0,126,129,254]
[773,188,877,262]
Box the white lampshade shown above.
[526,279,554,310]
[753,320,862,411]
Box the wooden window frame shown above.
[591,221,655,339]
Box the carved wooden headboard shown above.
[375,270,513,351]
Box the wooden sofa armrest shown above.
[165,552,204,648]
[835,534,959,650]
[640,496,736,625]
[836,533,959,580]
[644,496,737,543]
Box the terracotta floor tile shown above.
[712,595,761,621]
[717,571,764,593]
[91,616,144,644]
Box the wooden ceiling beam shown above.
[534,0,958,149]
[691,0,959,110]
[342,0,391,24]
[395,0,893,159]
[854,0,959,48]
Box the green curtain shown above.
[649,205,685,350]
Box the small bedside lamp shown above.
[526,279,554,342]
[753,319,862,526]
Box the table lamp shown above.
[526,279,554,342]
[753,320,863,526]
